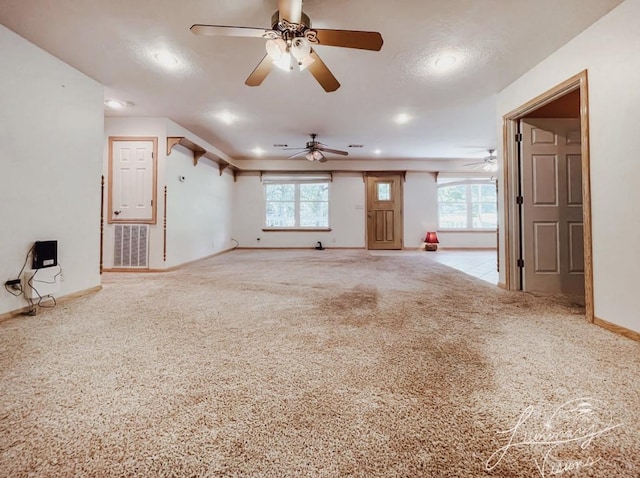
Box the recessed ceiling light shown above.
[153,51,179,69]
[394,113,412,125]
[104,99,134,110]
[252,147,265,156]
[374,149,382,155]
[216,110,237,125]
[434,55,458,71]
[104,99,125,109]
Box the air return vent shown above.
[114,225,148,268]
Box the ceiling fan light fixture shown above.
[483,162,498,172]
[265,38,287,61]
[290,37,311,60]
[297,54,315,71]
[274,51,296,71]
[304,150,324,161]
[267,38,298,72]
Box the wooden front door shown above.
[366,173,403,250]
[520,119,584,297]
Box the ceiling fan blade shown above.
[287,150,310,159]
[312,29,384,51]
[278,0,303,23]
[318,156,328,163]
[317,147,348,156]
[307,50,340,92]
[282,147,306,151]
[190,24,273,38]
[245,54,274,87]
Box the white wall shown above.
[0,25,104,315]
[233,171,494,250]
[404,172,496,249]
[103,117,168,270]
[404,172,439,248]
[496,0,640,333]
[165,145,234,267]
[233,172,365,248]
[103,118,235,269]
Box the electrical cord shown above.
[3,245,34,297]
[27,265,61,309]
[231,238,240,250]
[4,283,22,296]
[4,244,60,312]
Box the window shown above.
[437,178,497,230]
[264,175,330,229]
[377,182,391,201]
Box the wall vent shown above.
[114,225,149,268]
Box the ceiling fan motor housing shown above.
[271,11,311,31]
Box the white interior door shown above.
[520,119,584,297]
[110,140,155,222]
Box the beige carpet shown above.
[1,250,638,477]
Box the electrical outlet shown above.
[5,279,21,291]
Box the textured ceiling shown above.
[0,0,624,164]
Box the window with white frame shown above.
[264,174,330,229]
[437,176,497,230]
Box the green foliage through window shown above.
[438,181,497,229]
[265,182,329,228]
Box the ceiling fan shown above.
[465,149,497,172]
[284,134,348,162]
[190,0,383,92]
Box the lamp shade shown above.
[425,232,439,244]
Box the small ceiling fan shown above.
[284,134,348,162]
[465,149,497,172]
[190,0,383,92]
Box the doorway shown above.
[502,71,594,319]
[366,173,404,250]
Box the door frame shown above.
[502,70,594,321]
[365,172,404,250]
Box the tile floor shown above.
[428,249,499,285]
[369,249,499,285]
